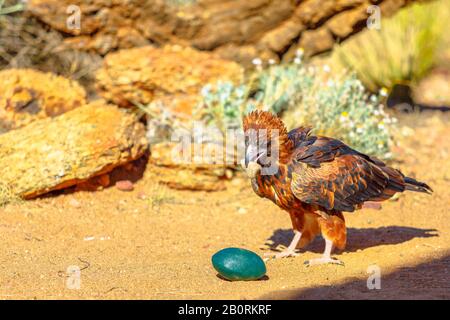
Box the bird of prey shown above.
[242,110,432,266]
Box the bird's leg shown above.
[304,238,344,266]
[264,230,302,260]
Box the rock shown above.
[137,192,147,200]
[69,198,81,208]
[95,45,244,109]
[146,141,237,192]
[213,44,279,68]
[259,20,305,53]
[296,0,364,28]
[212,248,267,281]
[28,0,415,66]
[0,101,148,202]
[75,173,111,192]
[0,69,86,133]
[237,207,247,214]
[148,165,227,192]
[298,28,335,57]
[413,70,450,107]
[115,180,134,192]
[326,6,369,39]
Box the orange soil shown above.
[0,112,449,299]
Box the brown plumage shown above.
[242,110,432,265]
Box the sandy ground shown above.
[0,112,449,300]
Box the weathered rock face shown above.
[0,69,86,133]
[95,45,244,110]
[28,0,416,66]
[147,142,236,191]
[0,101,148,201]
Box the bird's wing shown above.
[289,135,405,212]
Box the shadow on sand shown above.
[261,252,450,299]
[38,152,149,198]
[265,226,438,254]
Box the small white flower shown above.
[378,124,385,130]
[294,57,301,64]
[356,127,364,134]
[391,117,398,124]
[252,58,262,66]
[373,110,380,116]
[296,48,304,57]
[326,79,335,87]
[268,59,276,65]
[201,84,211,96]
[379,87,389,97]
[323,64,331,73]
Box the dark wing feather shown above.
[288,133,405,212]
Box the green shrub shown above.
[196,82,252,132]
[334,0,449,92]
[197,57,396,159]
[253,60,314,115]
[281,69,395,159]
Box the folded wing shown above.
[289,133,405,212]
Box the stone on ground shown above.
[0,100,148,202]
[0,69,86,133]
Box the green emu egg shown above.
[212,247,266,281]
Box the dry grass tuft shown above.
[0,12,102,95]
[333,0,450,92]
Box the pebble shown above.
[137,192,147,200]
[237,207,247,214]
[69,198,81,208]
[212,247,266,281]
[115,180,134,191]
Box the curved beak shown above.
[244,145,265,168]
[244,145,257,168]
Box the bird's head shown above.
[242,110,293,176]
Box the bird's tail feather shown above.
[404,176,433,194]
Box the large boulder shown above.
[147,142,235,192]
[0,101,148,202]
[95,45,244,110]
[28,0,417,66]
[0,69,86,133]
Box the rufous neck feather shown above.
[243,110,293,164]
